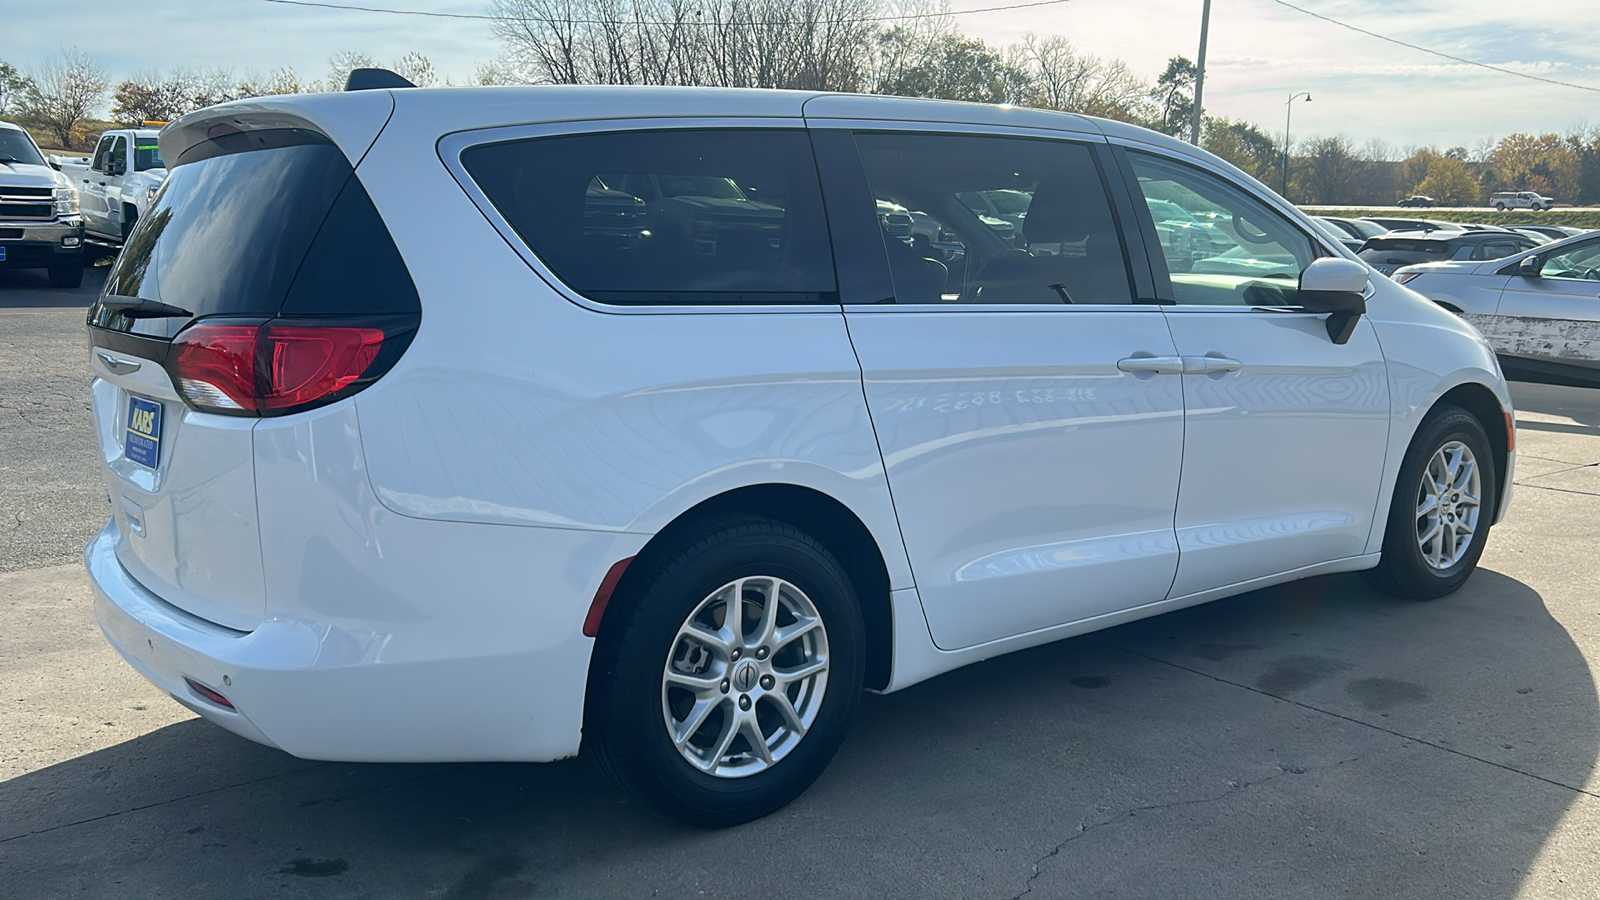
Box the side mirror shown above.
[47,155,62,171]
[1298,257,1369,345]
[1519,254,1543,278]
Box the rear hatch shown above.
[87,115,419,631]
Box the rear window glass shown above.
[461,129,837,306]
[1363,239,1448,254]
[92,128,416,338]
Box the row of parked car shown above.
[1310,214,1600,384]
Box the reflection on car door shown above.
[820,128,1186,651]
[1123,149,1391,598]
[1492,238,1600,371]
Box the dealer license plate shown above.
[125,396,162,469]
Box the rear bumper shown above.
[0,219,83,267]
[86,514,615,763]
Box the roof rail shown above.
[345,68,416,92]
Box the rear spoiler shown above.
[159,91,397,170]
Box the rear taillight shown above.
[167,318,414,416]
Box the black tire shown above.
[587,515,865,827]
[1363,405,1497,599]
[47,265,83,288]
[1494,202,1506,211]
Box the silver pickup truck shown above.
[52,126,166,246]
[0,120,84,287]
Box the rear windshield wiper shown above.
[98,297,194,319]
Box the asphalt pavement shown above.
[4,272,1600,898]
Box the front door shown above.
[823,128,1186,651]
[1491,238,1600,371]
[1122,149,1392,598]
[80,134,114,234]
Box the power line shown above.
[259,0,1077,26]
[1268,0,1600,94]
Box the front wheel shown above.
[1363,405,1497,599]
[587,516,865,826]
[1494,203,1506,211]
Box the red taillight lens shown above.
[169,320,402,416]
[262,326,384,411]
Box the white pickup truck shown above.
[51,126,166,245]
[1491,190,1555,211]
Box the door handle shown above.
[1117,355,1185,375]
[1181,355,1242,375]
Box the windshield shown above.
[986,190,1031,215]
[657,175,744,199]
[1347,219,1387,238]
[133,141,165,171]
[1146,198,1198,223]
[0,128,46,166]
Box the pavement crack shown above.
[1007,756,1361,899]
[1103,642,1600,802]
[1512,481,1600,497]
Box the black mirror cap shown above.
[345,68,417,91]
[1299,289,1366,345]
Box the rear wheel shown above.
[1494,202,1506,211]
[588,516,864,827]
[47,265,83,288]
[1363,405,1496,599]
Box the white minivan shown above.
[85,79,1515,826]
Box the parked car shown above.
[1311,217,1365,253]
[52,126,167,246]
[1491,191,1554,211]
[1509,224,1585,241]
[1359,230,1539,276]
[1505,227,1554,244]
[85,80,1515,828]
[1395,231,1600,383]
[0,120,84,286]
[1316,215,1388,244]
[1361,216,1462,234]
[1397,195,1436,207]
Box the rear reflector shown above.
[167,318,409,417]
[184,677,235,709]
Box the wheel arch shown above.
[1432,381,1510,519]
[591,483,896,691]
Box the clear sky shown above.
[4,0,1598,152]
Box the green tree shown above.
[876,33,1025,103]
[1490,133,1581,201]
[1150,56,1196,138]
[0,60,33,115]
[1291,136,1361,204]
[1203,117,1278,182]
[1413,155,1481,206]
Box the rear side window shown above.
[92,128,419,339]
[461,129,837,306]
[853,131,1133,304]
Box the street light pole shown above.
[1191,0,1212,145]
[1281,91,1312,198]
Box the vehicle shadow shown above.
[1,569,1592,899]
[0,260,107,307]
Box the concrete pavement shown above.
[4,271,1600,897]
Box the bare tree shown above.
[20,47,109,148]
[1009,33,1148,122]
[392,51,438,87]
[0,60,33,116]
[491,0,878,90]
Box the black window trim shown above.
[822,124,1156,311]
[440,117,847,317]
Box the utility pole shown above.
[1282,91,1312,198]
[1191,0,1211,146]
